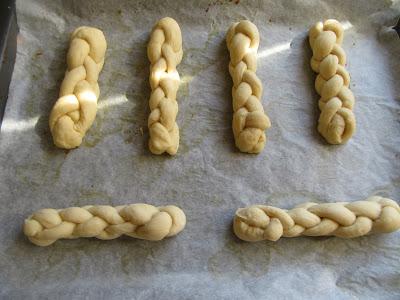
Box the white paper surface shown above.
[1,0,399,298]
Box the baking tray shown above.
[0,0,18,125]
[1,1,399,298]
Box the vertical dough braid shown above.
[309,19,356,144]
[147,17,183,155]
[226,20,271,153]
[24,204,186,246]
[234,196,400,242]
[49,27,107,149]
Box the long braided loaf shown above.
[309,19,356,144]
[234,196,400,242]
[226,20,271,154]
[147,17,183,155]
[49,27,107,149]
[24,204,186,246]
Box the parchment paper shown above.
[1,0,399,298]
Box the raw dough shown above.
[309,19,356,144]
[226,20,271,153]
[147,17,183,155]
[233,196,400,242]
[49,26,107,149]
[24,203,186,246]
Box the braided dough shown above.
[309,20,356,144]
[24,204,186,246]
[49,26,107,149]
[234,196,400,242]
[226,20,271,153]
[147,17,183,155]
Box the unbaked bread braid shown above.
[24,204,186,246]
[226,20,271,153]
[49,26,107,149]
[147,17,183,155]
[309,19,356,144]
[234,196,400,242]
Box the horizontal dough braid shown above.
[147,17,183,155]
[309,19,355,144]
[49,26,107,149]
[234,196,400,242]
[226,20,271,153]
[24,204,186,246]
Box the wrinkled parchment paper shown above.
[1,0,399,298]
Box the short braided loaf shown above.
[49,26,107,149]
[309,19,356,144]
[234,196,400,242]
[226,20,271,153]
[147,17,183,155]
[24,204,186,246]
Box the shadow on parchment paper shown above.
[4,229,82,283]
[34,45,68,155]
[204,208,364,278]
[125,31,153,157]
[205,218,361,279]
[207,218,272,277]
[217,36,238,153]
[6,223,189,282]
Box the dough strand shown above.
[226,20,271,153]
[147,17,183,155]
[24,204,186,246]
[49,26,107,149]
[309,19,356,144]
[233,196,400,242]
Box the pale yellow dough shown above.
[234,196,400,242]
[147,17,183,155]
[49,26,107,149]
[226,20,271,153]
[309,19,356,144]
[24,204,186,246]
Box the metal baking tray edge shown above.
[0,0,18,125]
